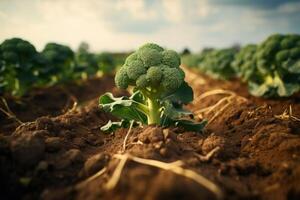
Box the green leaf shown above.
[248,81,271,97]
[161,101,206,132]
[273,74,300,97]
[174,119,207,132]
[162,101,193,119]
[162,81,194,104]
[99,92,148,124]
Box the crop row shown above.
[0,38,128,97]
[182,34,300,97]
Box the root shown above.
[195,95,233,115]
[194,146,220,162]
[105,153,223,200]
[207,100,233,125]
[194,89,235,104]
[0,97,23,124]
[275,105,300,122]
[78,167,107,187]
[121,120,134,153]
[125,140,144,148]
[105,154,129,190]
[194,89,247,125]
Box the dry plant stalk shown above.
[194,89,247,125]
[105,153,223,200]
[0,97,23,124]
[121,120,134,153]
[77,167,107,187]
[194,146,220,162]
[275,105,300,122]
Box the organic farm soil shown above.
[0,76,115,135]
[1,70,300,200]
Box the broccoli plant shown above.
[198,48,237,80]
[0,38,38,96]
[237,34,300,97]
[97,52,116,75]
[75,42,98,79]
[231,44,257,81]
[99,43,206,132]
[41,43,75,84]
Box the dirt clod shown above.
[45,137,62,152]
[10,133,45,167]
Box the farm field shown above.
[1,1,300,199]
[1,60,300,200]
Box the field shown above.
[1,36,300,200]
[1,70,300,200]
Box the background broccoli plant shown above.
[236,34,300,97]
[97,52,116,75]
[0,38,38,96]
[41,43,75,84]
[231,44,257,81]
[198,48,237,80]
[74,42,98,79]
[99,43,206,132]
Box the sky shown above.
[0,0,300,52]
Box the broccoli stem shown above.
[147,97,161,125]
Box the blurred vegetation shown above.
[182,34,300,97]
[0,38,129,97]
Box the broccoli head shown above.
[0,38,39,96]
[0,38,37,68]
[41,43,74,82]
[114,43,185,124]
[115,43,183,95]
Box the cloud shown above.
[0,0,299,52]
[211,0,300,9]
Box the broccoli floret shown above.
[146,66,163,86]
[114,43,186,124]
[162,50,181,67]
[115,66,130,89]
[138,48,162,67]
[161,67,184,92]
[138,43,164,52]
[126,59,147,80]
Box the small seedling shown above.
[99,43,206,132]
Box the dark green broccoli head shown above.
[197,48,237,80]
[257,34,300,65]
[239,34,300,97]
[115,43,183,96]
[0,38,37,67]
[42,43,74,64]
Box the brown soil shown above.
[1,70,300,200]
[0,76,116,134]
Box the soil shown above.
[0,76,116,134]
[0,69,300,200]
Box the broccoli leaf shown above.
[100,120,130,132]
[99,92,148,124]
[162,82,193,104]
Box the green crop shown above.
[41,43,75,84]
[99,43,206,132]
[231,44,257,81]
[75,42,98,78]
[235,34,300,97]
[0,38,38,96]
[182,48,236,80]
